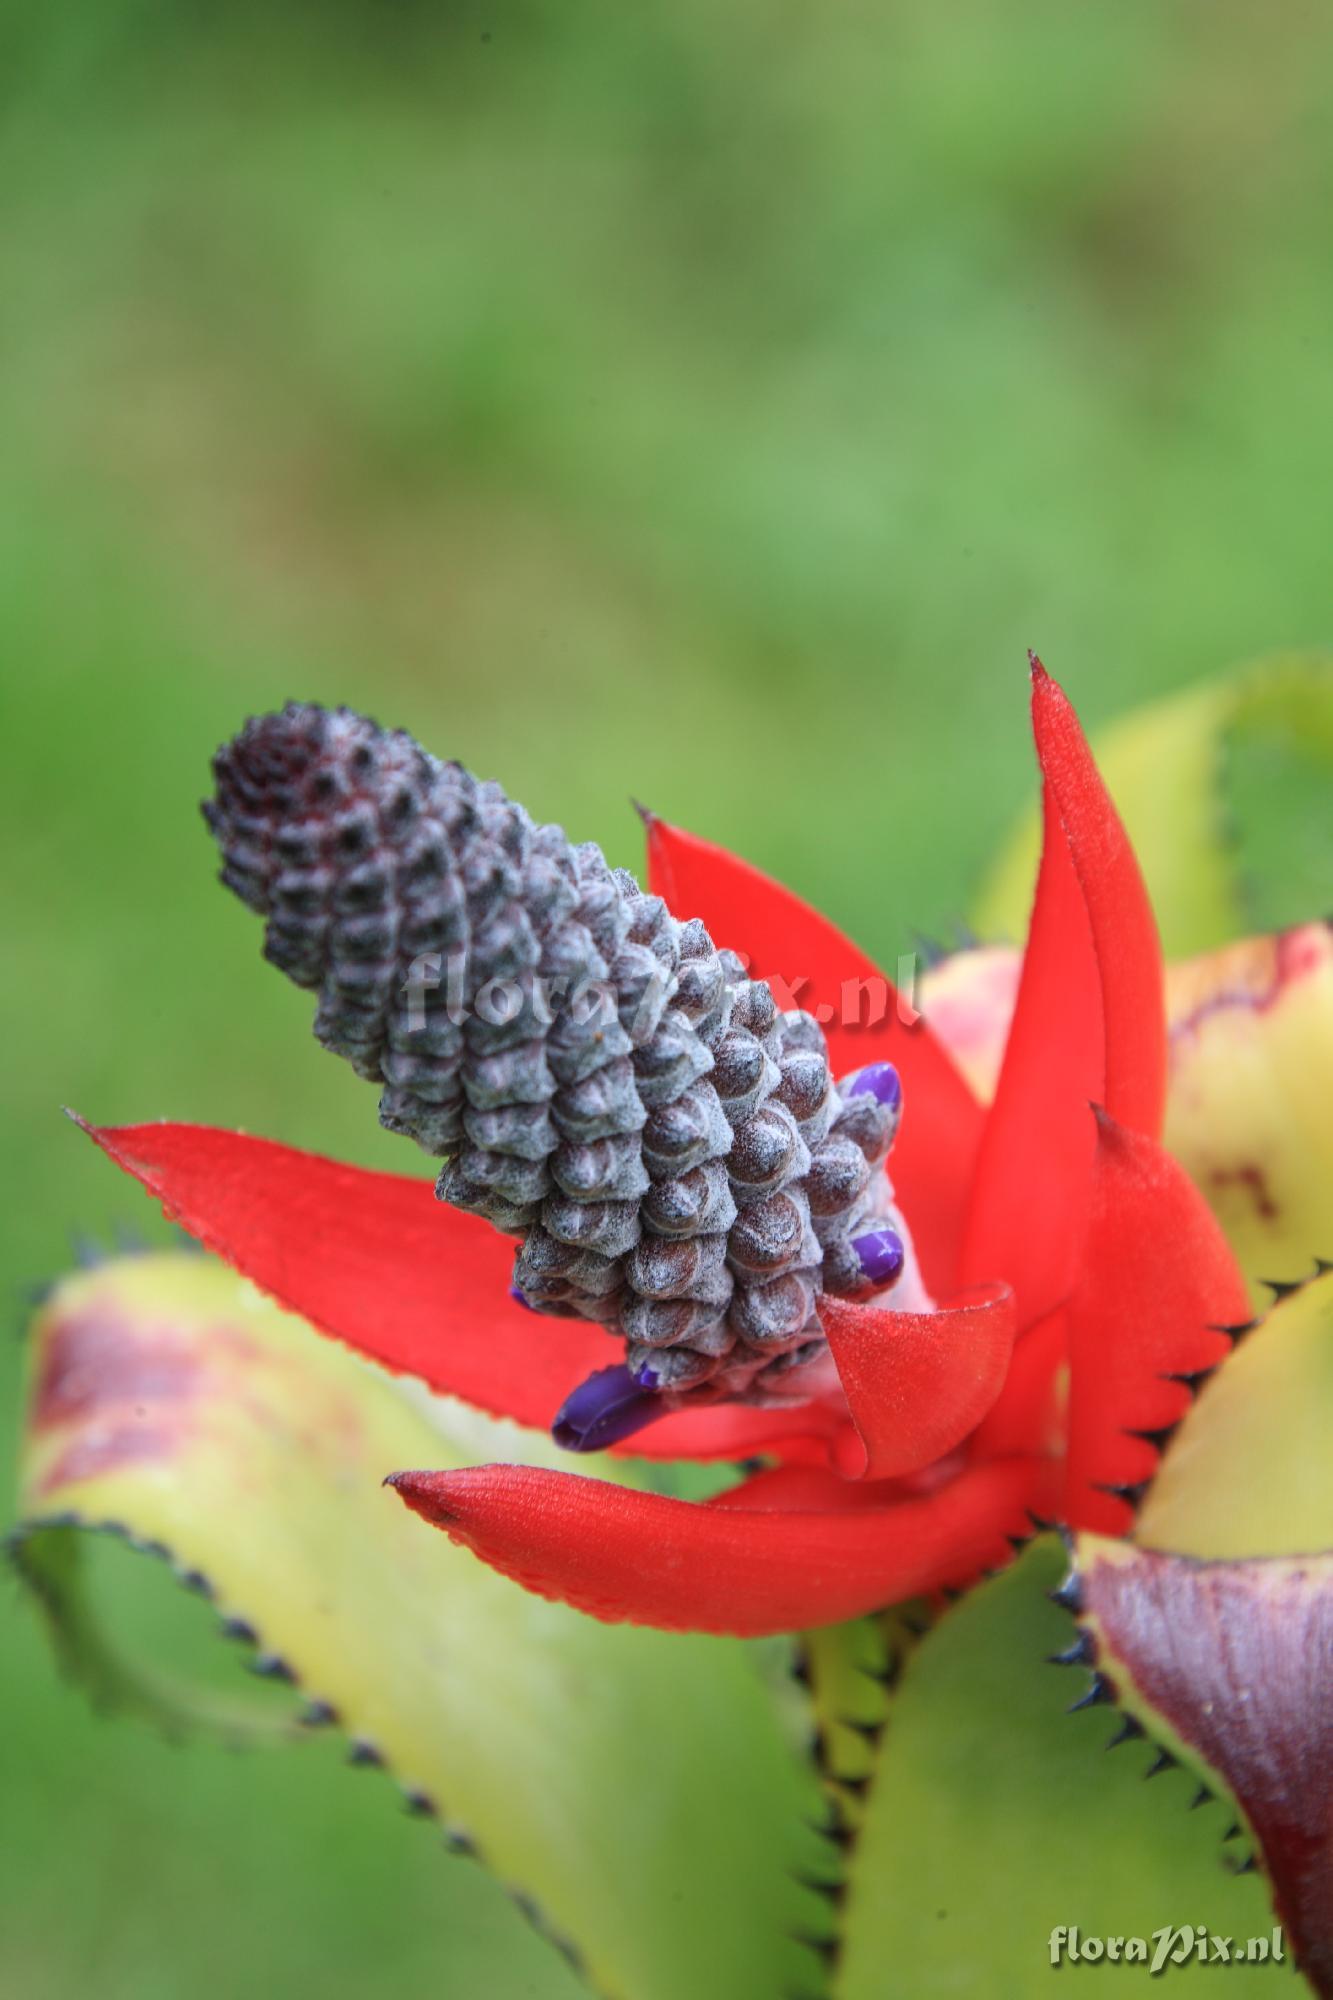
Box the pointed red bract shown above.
[819,1286,1017,1480]
[960,661,1165,1329]
[1031,663,1166,1136]
[75,1120,620,1431]
[643,815,983,1293]
[1062,1110,1251,1533]
[386,1454,1049,1635]
[958,761,1100,1324]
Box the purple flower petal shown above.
[851,1226,906,1290]
[552,1365,664,1453]
[847,1061,902,1112]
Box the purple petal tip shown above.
[552,1365,664,1454]
[848,1061,901,1111]
[851,1225,905,1290]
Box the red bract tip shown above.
[377,1457,1053,1635]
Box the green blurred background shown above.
[3,2,1330,1993]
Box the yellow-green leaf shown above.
[797,1607,925,1833]
[1136,1266,1333,1559]
[834,1542,1276,1998]
[12,1251,831,2000]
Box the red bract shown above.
[79,661,1251,1635]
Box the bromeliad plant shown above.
[13,659,1333,1998]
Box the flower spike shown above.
[203,703,908,1418]
[65,666,1277,1661]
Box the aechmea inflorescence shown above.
[204,703,915,1438]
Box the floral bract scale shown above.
[205,701,911,1427]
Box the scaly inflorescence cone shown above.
[204,703,905,1408]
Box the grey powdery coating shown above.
[204,703,901,1407]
